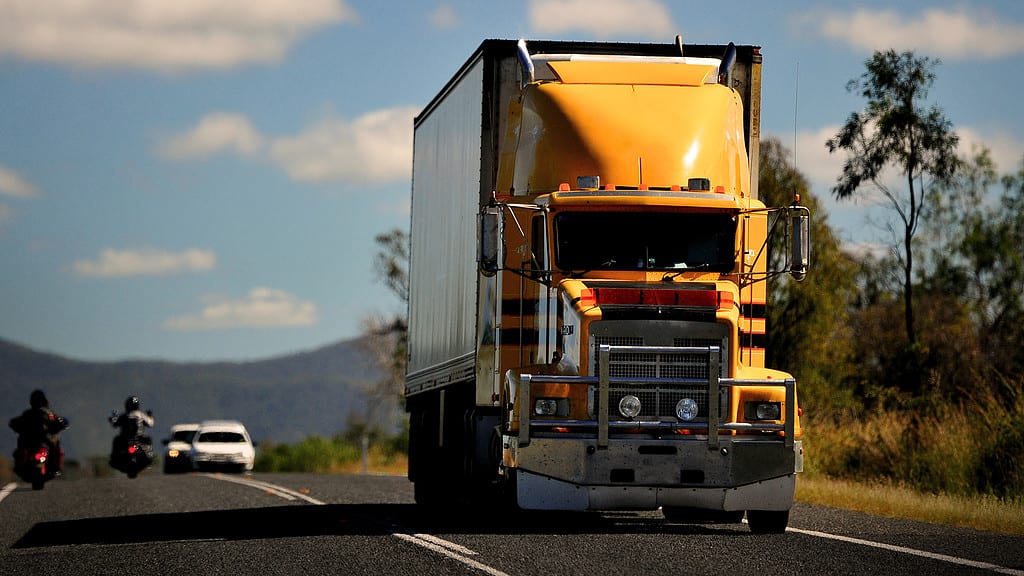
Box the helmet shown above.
[30,389,48,409]
[124,396,140,412]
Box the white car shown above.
[161,423,199,474]
[189,420,255,473]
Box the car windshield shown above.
[197,431,246,443]
[554,211,737,272]
[172,430,197,443]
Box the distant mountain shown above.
[0,338,389,461]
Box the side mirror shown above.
[479,205,503,276]
[790,208,809,281]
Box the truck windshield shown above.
[554,211,737,272]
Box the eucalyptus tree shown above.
[827,50,959,350]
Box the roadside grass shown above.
[328,445,407,476]
[797,474,1024,537]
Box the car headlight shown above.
[618,395,642,418]
[744,401,781,421]
[168,449,180,458]
[675,398,699,421]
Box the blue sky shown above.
[1,0,1022,362]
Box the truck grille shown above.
[591,335,728,422]
[595,336,725,380]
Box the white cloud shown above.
[0,0,356,71]
[429,4,459,30]
[813,7,1024,59]
[269,107,418,184]
[956,127,1024,174]
[164,287,318,330]
[157,113,264,160]
[73,247,216,278]
[0,165,39,198]
[158,106,417,184]
[529,0,676,39]
[785,125,846,198]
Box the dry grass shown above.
[329,447,408,476]
[797,475,1024,536]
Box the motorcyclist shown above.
[109,396,155,464]
[9,389,68,475]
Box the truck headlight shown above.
[745,401,781,421]
[675,398,699,421]
[535,398,569,416]
[535,399,557,415]
[618,395,642,418]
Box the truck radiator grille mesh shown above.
[594,336,723,380]
[591,336,727,422]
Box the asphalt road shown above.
[0,473,1021,576]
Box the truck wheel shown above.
[746,509,790,534]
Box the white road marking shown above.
[203,474,507,576]
[787,526,1024,576]
[0,483,17,504]
[204,473,325,505]
[404,532,479,556]
[392,533,511,576]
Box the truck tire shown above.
[746,509,790,534]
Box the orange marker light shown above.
[580,288,597,307]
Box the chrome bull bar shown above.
[517,345,796,449]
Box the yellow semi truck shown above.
[406,38,809,533]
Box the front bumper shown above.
[192,452,253,471]
[512,436,802,511]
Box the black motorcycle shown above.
[109,412,154,479]
[12,425,67,490]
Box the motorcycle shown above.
[109,411,154,479]
[12,418,69,491]
[110,437,154,479]
[14,441,60,490]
